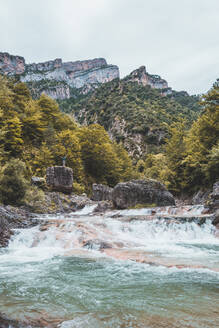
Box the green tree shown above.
[0,159,28,205]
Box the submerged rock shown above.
[83,239,112,250]
[112,179,175,209]
[46,166,73,194]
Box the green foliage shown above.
[0,76,136,204]
[58,78,201,154]
[73,182,86,195]
[181,81,219,191]
[142,81,219,194]
[143,153,175,189]
[78,124,135,187]
[22,185,45,212]
[0,159,28,205]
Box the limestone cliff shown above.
[0,52,25,75]
[0,52,119,99]
[125,66,172,95]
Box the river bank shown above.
[0,180,219,328]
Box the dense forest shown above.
[0,76,136,205]
[58,78,201,156]
[0,76,218,207]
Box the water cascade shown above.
[0,205,218,327]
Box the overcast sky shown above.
[0,0,218,94]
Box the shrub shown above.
[73,182,85,195]
[0,159,28,205]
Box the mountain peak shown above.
[125,65,171,94]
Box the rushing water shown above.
[0,205,219,327]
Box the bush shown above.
[23,185,45,212]
[73,182,85,195]
[0,159,28,205]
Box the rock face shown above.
[207,181,219,226]
[0,52,25,75]
[125,66,172,95]
[91,183,113,201]
[192,190,211,205]
[46,166,73,194]
[0,205,38,247]
[0,52,119,99]
[209,181,219,211]
[112,179,175,209]
[0,217,13,247]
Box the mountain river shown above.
[0,205,218,327]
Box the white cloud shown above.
[0,0,218,93]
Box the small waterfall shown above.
[0,204,218,328]
[5,205,218,269]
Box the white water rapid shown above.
[0,205,218,328]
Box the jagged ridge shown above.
[0,52,119,99]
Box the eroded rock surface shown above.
[209,181,219,211]
[125,66,172,95]
[112,179,175,209]
[0,52,119,99]
[91,183,113,201]
[46,166,73,194]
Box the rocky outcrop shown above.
[46,166,73,194]
[192,190,211,205]
[0,52,119,99]
[0,217,13,247]
[206,181,219,226]
[91,183,113,201]
[125,66,172,94]
[112,179,175,209]
[37,191,93,214]
[0,52,25,75]
[208,181,219,211]
[21,60,119,90]
[0,205,38,247]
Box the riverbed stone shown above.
[46,166,73,194]
[112,179,175,209]
[91,183,113,201]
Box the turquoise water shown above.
[0,206,219,327]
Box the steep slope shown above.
[58,68,201,158]
[0,52,119,99]
[0,52,201,158]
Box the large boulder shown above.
[112,179,175,209]
[91,184,113,201]
[46,166,73,194]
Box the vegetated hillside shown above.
[58,78,201,158]
[141,80,219,194]
[0,76,136,206]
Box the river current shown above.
[0,205,218,327]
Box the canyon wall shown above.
[0,52,119,99]
[0,52,173,99]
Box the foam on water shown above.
[0,205,219,327]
